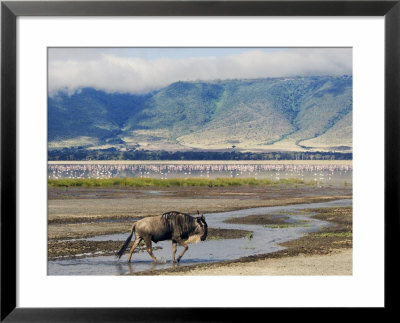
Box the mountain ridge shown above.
[48,75,352,153]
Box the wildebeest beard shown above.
[200,224,208,241]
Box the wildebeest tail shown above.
[116,223,135,259]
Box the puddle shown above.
[48,199,351,275]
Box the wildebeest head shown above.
[195,211,208,241]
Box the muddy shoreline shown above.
[48,185,352,273]
[48,227,252,260]
[133,206,352,275]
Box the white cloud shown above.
[48,48,352,95]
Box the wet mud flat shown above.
[48,186,352,241]
[48,228,251,260]
[48,184,351,241]
[48,184,351,224]
[48,185,352,274]
[48,203,351,275]
[137,206,352,275]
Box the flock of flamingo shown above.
[48,163,352,185]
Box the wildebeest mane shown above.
[161,211,197,239]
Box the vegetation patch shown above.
[265,223,306,229]
[49,148,353,161]
[224,213,290,225]
[307,206,352,230]
[48,177,313,188]
[280,206,353,253]
[264,219,309,229]
[207,228,252,241]
[246,232,254,240]
[311,232,352,238]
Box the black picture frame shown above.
[1,0,399,321]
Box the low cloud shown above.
[48,48,352,95]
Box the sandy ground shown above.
[48,185,351,222]
[164,249,352,275]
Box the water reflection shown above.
[48,199,352,275]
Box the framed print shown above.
[1,0,399,321]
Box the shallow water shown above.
[48,199,352,275]
[48,163,352,186]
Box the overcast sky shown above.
[48,47,352,95]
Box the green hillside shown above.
[48,76,352,153]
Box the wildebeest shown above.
[116,211,208,263]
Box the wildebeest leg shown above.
[127,237,142,263]
[176,240,189,263]
[143,237,158,262]
[172,241,177,263]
